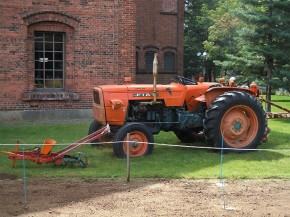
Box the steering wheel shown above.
[175,75,197,85]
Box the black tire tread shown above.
[113,123,154,158]
[203,91,267,151]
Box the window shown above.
[164,52,175,72]
[34,32,65,89]
[136,51,139,73]
[145,51,155,72]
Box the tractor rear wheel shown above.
[88,120,114,147]
[113,123,154,158]
[204,91,266,151]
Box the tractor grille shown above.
[93,89,100,105]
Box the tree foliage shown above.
[184,0,218,81]
[184,0,290,111]
[204,0,240,62]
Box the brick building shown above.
[0,0,184,120]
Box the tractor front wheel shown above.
[113,123,154,158]
[204,91,266,151]
[88,120,114,147]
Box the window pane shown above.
[55,62,63,70]
[35,61,43,70]
[45,33,53,42]
[146,52,155,72]
[35,42,43,51]
[45,43,53,51]
[45,71,53,79]
[136,52,139,72]
[55,70,63,79]
[35,80,44,88]
[164,52,175,71]
[35,70,44,79]
[54,52,63,60]
[45,52,53,60]
[34,32,43,42]
[54,43,63,51]
[54,80,63,88]
[54,33,63,42]
[45,61,53,70]
[35,52,43,60]
[45,80,54,88]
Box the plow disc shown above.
[62,152,88,168]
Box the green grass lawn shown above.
[0,95,289,179]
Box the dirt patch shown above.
[0,177,289,217]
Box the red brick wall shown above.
[0,0,136,111]
[135,0,184,84]
[0,0,183,113]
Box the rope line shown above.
[1,142,290,152]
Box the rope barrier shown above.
[1,141,290,152]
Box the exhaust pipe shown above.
[153,53,158,104]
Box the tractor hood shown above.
[96,81,218,107]
[97,82,217,93]
[97,83,180,92]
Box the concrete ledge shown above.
[0,109,93,121]
[22,91,80,101]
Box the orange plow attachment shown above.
[0,124,110,168]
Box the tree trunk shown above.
[266,0,273,112]
[266,85,272,112]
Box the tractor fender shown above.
[203,87,255,109]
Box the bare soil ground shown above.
[0,174,289,217]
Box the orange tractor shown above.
[89,54,268,158]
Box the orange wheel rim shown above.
[122,131,148,157]
[220,105,258,148]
